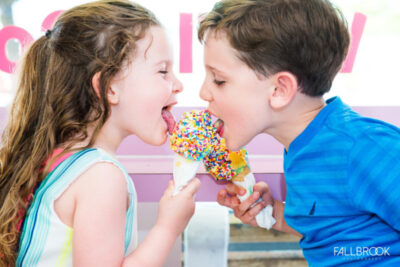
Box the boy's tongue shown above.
[162,109,176,134]
[214,119,224,137]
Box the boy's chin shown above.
[225,134,252,152]
[225,138,243,152]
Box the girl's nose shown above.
[172,76,183,94]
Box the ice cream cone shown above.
[232,171,255,202]
[169,110,216,195]
[203,137,276,229]
[173,154,201,195]
[232,171,276,229]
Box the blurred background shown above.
[1,1,399,266]
[1,0,400,108]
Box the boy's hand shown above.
[217,181,274,227]
[216,182,242,209]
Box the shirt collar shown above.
[285,96,345,156]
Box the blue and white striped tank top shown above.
[17,148,137,266]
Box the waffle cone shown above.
[231,166,250,182]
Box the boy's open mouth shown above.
[214,119,224,137]
[161,106,176,134]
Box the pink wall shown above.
[131,174,286,202]
[1,106,400,202]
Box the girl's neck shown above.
[65,119,125,157]
[92,118,126,156]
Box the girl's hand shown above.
[156,178,201,237]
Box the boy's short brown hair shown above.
[198,0,350,96]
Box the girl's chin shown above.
[137,128,168,146]
[150,133,168,146]
[150,122,170,145]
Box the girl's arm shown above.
[71,162,200,267]
[72,163,128,266]
[123,180,200,267]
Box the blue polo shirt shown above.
[283,97,400,266]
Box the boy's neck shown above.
[268,93,326,151]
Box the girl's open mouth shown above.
[161,106,176,134]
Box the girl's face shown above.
[200,31,272,151]
[111,26,182,146]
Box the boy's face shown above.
[200,31,273,151]
[111,26,182,146]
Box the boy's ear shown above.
[269,71,298,109]
[92,72,120,105]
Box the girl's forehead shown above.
[135,26,173,64]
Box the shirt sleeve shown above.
[348,125,400,231]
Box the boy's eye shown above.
[214,79,225,86]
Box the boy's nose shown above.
[199,82,212,102]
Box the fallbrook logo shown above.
[334,246,390,257]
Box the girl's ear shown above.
[92,72,102,98]
[92,72,120,105]
[269,71,298,110]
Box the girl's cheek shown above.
[168,81,173,93]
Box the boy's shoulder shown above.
[325,105,400,145]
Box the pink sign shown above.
[41,10,64,32]
[0,11,63,74]
[341,12,367,73]
[0,26,33,73]
[0,11,365,75]
[180,13,193,73]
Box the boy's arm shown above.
[271,200,301,236]
[217,182,302,237]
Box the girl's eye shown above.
[159,70,168,76]
[214,79,225,86]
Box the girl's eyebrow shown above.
[154,60,171,67]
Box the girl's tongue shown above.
[162,109,176,134]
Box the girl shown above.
[0,0,200,266]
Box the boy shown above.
[198,0,400,265]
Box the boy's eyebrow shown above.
[206,64,227,76]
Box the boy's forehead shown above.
[204,31,243,68]
[204,29,228,45]
[204,32,231,57]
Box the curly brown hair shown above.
[0,0,159,264]
[198,0,350,96]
